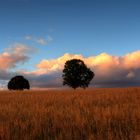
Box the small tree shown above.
[62,59,94,89]
[8,75,30,90]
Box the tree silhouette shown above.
[8,75,30,90]
[62,59,94,89]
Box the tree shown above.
[8,75,30,90]
[62,59,94,89]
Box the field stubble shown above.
[0,88,140,140]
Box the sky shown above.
[0,0,140,89]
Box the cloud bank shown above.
[0,46,140,89]
[22,51,140,88]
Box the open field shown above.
[0,88,140,140]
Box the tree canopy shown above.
[8,75,30,90]
[62,59,94,89]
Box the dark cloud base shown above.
[0,69,140,89]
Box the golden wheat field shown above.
[0,88,139,140]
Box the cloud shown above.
[36,53,85,73]
[17,50,140,88]
[25,35,53,45]
[35,51,140,71]
[27,72,62,88]
[37,36,53,45]
[122,51,140,69]
[0,43,37,70]
[25,36,32,40]
[1,50,140,89]
[34,53,121,76]
[126,71,135,79]
[0,52,28,70]
[6,43,38,54]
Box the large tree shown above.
[62,59,94,89]
[8,75,30,90]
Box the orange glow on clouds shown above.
[31,51,140,77]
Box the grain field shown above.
[0,87,139,140]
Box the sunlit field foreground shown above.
[0,88,140,140]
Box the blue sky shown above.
[0,0,140,88]
[1,0,140,56]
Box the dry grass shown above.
[0,87,140,140]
